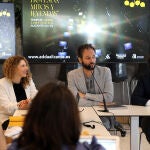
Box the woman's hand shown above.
[17,99,30,109]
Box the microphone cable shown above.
[90,66,109,112]
[82,122,95,129]
[92,105,117,132]
[82,120,103,129]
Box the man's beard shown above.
[82,62,95,70]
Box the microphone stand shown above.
[91,67,109,112]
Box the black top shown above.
[13,83,27,102]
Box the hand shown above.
[78,92,85,98]
[17,99,30,110]
[26,99,31,104]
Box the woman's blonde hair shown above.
[2,56,32,87]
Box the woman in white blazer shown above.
[0,56,38,130]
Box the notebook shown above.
[80,135,120,150]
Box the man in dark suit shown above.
[131,60,150,143]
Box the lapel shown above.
[77,67,87,92]
[25,85,29,99]
[6,79,17,101]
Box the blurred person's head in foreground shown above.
[17,81,81,150]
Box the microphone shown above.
[89,65,109,112]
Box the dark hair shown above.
[18,82,81,150]
[77,43,95,58]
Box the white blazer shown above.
[0,77,38,124]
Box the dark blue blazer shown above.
[131,72,150,106]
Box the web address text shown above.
[28,55,70,59]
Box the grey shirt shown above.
[84,74,95,94]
